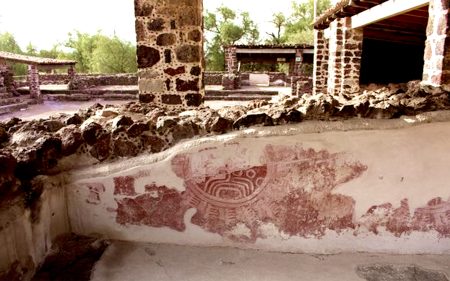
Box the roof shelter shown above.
[311,0,448,96]
[224,44,314,77]
[0,51,77,99]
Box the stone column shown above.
[134,0,204,108]
[341,18,363,95]
[326,19,345,96]
[292,49,304,76]
[422,0,449,91]
[326,18,363,97]
[313,29,329,94]
[225,46,238,73]
[68,65,76,81]
[28,65,41,99]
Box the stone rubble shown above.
[0,80,449,203]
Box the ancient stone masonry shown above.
[326,18,363,97]
[224,46,238,73]
[134,0,204,108]
[422,0,450,91]
[27,65,41,99]
[313,30,329,95]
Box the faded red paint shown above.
[386,199,411,237]
[114,176,137,196]
[171,144,367,241]
[412,197,450,237]
[116,184,185,231]
[109,143,450,241]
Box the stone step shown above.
[101,94,137,100]
[204,95,273,101]
[0,92,13,99]
[45,94,92,102]
[0,97,22,106]
[206,90,279,96]
[0,102,28,115]
[83,89,139,96]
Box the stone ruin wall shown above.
[422,0,450,90]
[134,0,204,108]
[2,103,450,279]
[69,74,138,90]
[0,65,15,94]
[204,71,293,86]
[314,0,449,96]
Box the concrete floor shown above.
[91,242,450,281]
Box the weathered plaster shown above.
[66,115,450,254]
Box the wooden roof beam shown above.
[351,0,429,29]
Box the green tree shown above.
[283,0,331,44]
[90,35,137,73]
[0,32,27,75]
[204,6,260,71]
[266,13,287,44]
[25,42,38,56]
[64,31,102,73]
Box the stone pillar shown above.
[292,49,304,76]
[68,65,76,81]
[326,20,343,96]
[225,46,238,73]
[422,0,449,91]
[134,0,204,108]
[326,18,363,97]
[341,18,363,95]
[313,29,329,94]
[28,65,41,99]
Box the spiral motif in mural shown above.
[186,166,269,208]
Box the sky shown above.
[0,0,297,51]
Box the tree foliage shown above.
[90,35,137,74]
[204,6,260,71]
[282,0,331,44]
[266,0,331,45]
[266,13,287,45]
[0,32,27,75]
[0,31,137,75]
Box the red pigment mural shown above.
[114,144,366,241]
[109,144,450,241]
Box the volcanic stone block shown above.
[164,66,185,76]
[139,94,155,103]
[161,94,182,105]
[176,78,199,91]
[176,45,200,63]
[157,33,176,46]
[139,79,165,93]
[137,46,160,68]
[134,0,153,16]
[185,93,203,107]
[188,30,202,42]
[190,66,201,76]
[164,50,172,63]
[147,18,165,31]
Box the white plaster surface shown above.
[66,115,450,254]
[90,241,450,281]
[249,74,270,86]
[0,176,69,277]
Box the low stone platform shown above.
[0,92,38,115]
[35,240,449,281]
[17,85,139,102]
